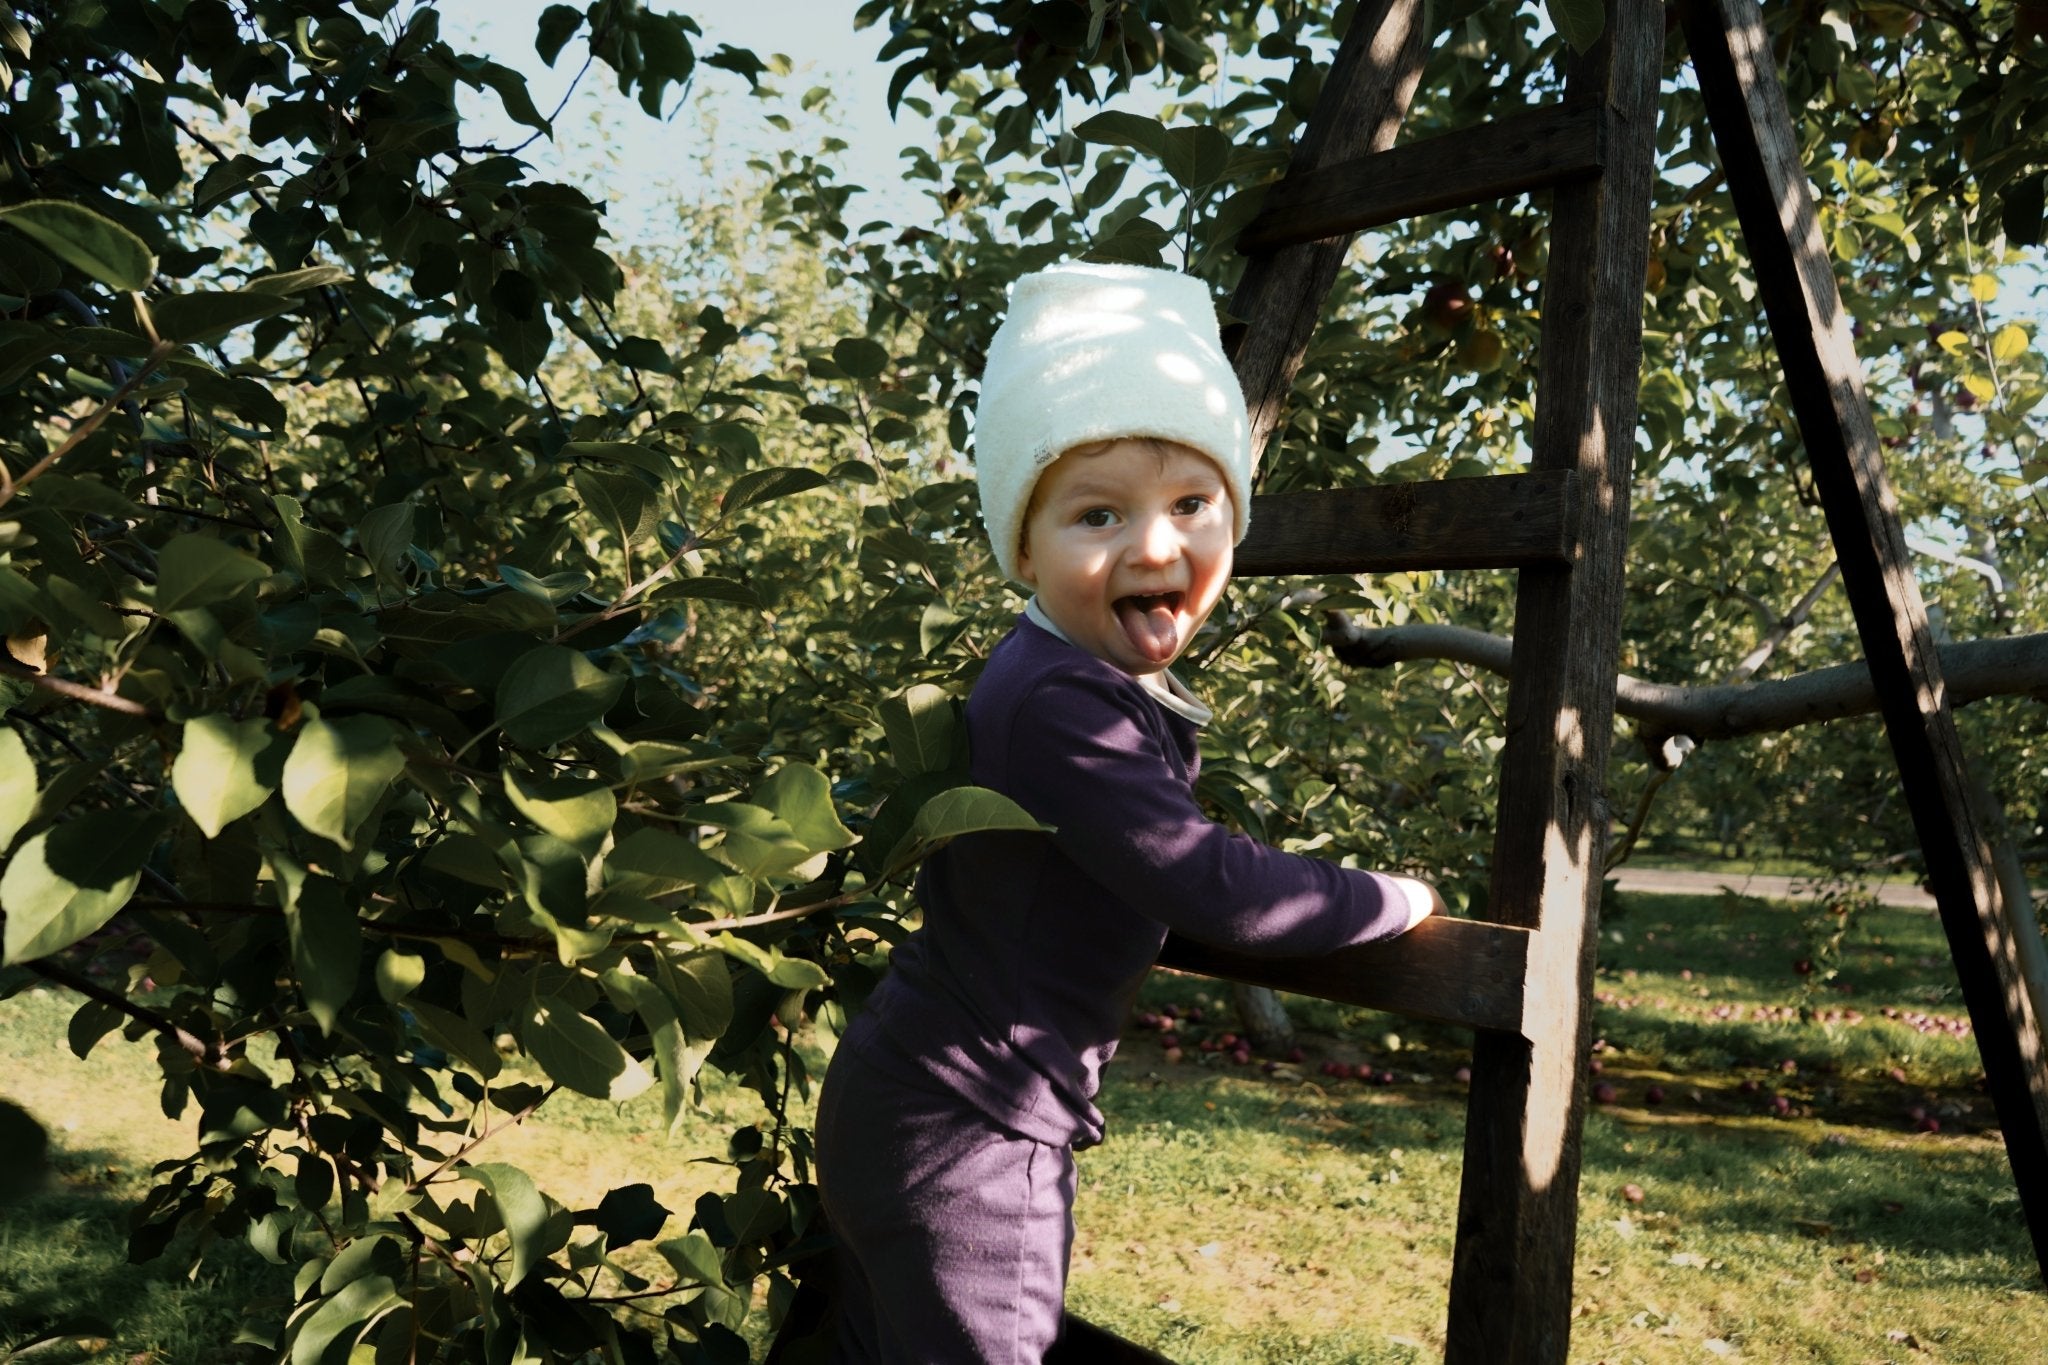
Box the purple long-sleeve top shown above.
[843,616,1413,1148]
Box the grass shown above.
[4,890,2045,1363]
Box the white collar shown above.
[1023,598,1214,726]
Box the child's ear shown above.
[1015,535,1037,586]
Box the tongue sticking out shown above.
[1117,594,1181,664]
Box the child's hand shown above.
[1390,875,1445,932]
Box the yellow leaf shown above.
[1963,374,1996,402]
[1970,272,1999,302]
[1936,329,1970,355]
[1992,324,2030,363]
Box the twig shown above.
[24,959,231,1071]
[407,1082,562,1192]
[0,339,176,510]
[0,658,159,718]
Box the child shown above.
[813,261,1443,1363]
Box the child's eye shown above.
[1173,495,1212,516]
[1080,508,1117,528]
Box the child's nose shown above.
[1130,513,1182,565]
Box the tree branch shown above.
[1324,615,2048,742]
[24,959,230,1071]
[0,658,160,718]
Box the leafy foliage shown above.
[2,0,2046,1360]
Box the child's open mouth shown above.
[1114,590,1186,664]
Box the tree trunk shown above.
[1232,981,1296,1053]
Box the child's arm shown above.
[998,671,1438,955]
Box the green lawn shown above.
[4,890,2044,1363]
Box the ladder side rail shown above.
[1227,0,1432,454]
[1442,9,1664,1363]
[1681,0,2048,1285]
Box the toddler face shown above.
[1016,438,1233,675]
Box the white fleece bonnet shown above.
[973,261,1253,583]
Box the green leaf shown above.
[463,1163,550,1288]
[408,998,502,1078]
[496,647,626,749]
[662,576,760,607]
[277,858,360,1035]
[358,503,414,581]
[687,801,812,878]
[245,264,350,294]
[919,600,964,659]
[1160,125,1232,189]
[879,683,958,778]
[273,495,349,589]
[472,59,551,133]
[719,466,830,518]
[0,726,36,850]
[1,811,163,965]
[592,1183,672,1249]
[711,933,829,989]
[753,762,854,855]
[536,3,584,64]
[573,467,657,551]
[155,534,268,611]
[281,716,406,851]
[499,565,593,605]
[561,439,676,483]
[289,1274,403,1365]
[656,1230,727,1288]
[882,786,1048,877]
[374,948,425,1004]
[1546,0,1605,51]
[661,950,734,1041]
[172,715,287,838]
[504,770,616,854]
[1073,111,1167,157]
[0,201,155,291]
[148,289,298,345]
[831,337,889,379]
[606,827,724,895]
[522,998,653,1101]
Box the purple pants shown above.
[815,1043,1077,1364]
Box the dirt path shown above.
[1607,864,1936,909]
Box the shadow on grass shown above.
[0,1129,290,1364]
[1101,1032,2037,1280]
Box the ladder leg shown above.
[1443,7,1662,1360]
[1681,0,2048,1285]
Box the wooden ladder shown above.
[1143,0,2048,1360]
[772,3,2048,1361]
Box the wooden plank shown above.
[1235,470,1578,577]
[1227,0,1433,460]
[1682,0,2048,1285]
[1443,6,1663,1362]
[1158,917,1531,1036]
[1238,102,1606,254]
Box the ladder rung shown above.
[1238,102,1607,253]
[1235,469,1578,577]
[1157,917,1531,1036]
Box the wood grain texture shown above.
[1443,8,1663,1362]
[1234,470,1579,576]
[1227,0,1432,463]
[1238,102,1607,253]
[1159,917,1532,1036]
[1682,0,2048,1285]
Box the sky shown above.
[436,0,946,247]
